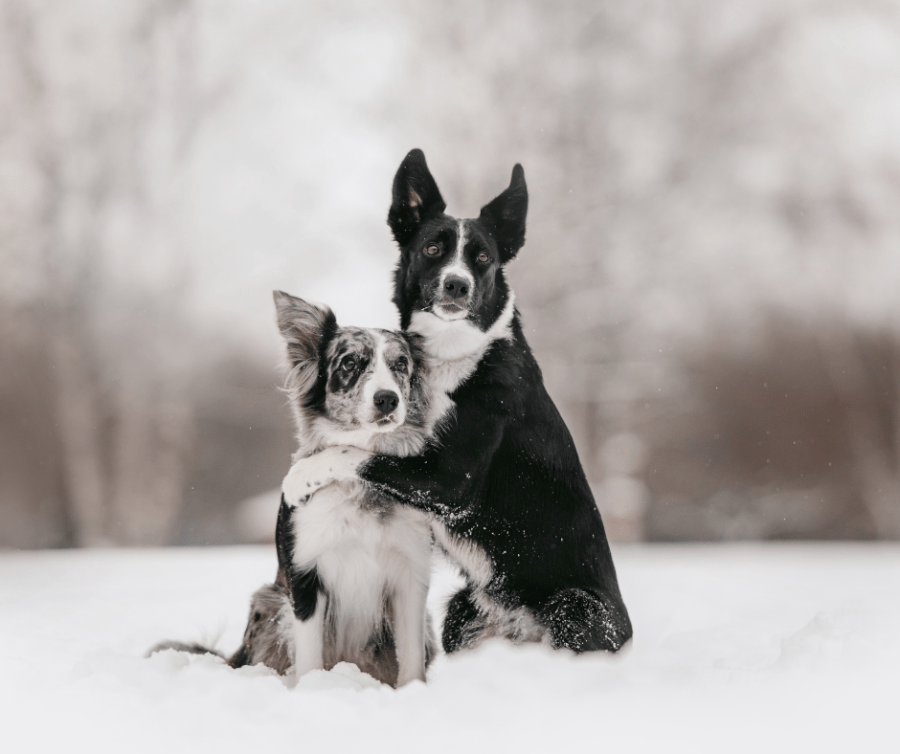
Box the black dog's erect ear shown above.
[387,149,447,246]
[273,290,336,380]
[479,164,528,263]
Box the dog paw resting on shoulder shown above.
[281,446,372,506]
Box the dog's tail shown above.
[146,640,225,659]
[146,583,294,674]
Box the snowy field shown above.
[1,544,897,753]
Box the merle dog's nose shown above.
[443,276,469,300]
[373,390,399,416]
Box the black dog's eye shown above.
[393,356,409,373]
[340,356,357,373]
[476,252,491,264]
[424,244,441,257]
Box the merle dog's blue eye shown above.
[341,357,357,372]
[393,357,409,372]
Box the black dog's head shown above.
[387,149,528,341]
[273,290,429,455]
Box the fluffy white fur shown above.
[290,592,326,680]
[410,291,516,389]
[288,481,432,685]
[282,447,372,504]
[431,521,493,588]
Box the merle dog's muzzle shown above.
[374,389,399,417]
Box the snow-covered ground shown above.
[1,544,897,753]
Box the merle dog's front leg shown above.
[275,494,326,679]
[276,495,321,619]
[275,494,297,585]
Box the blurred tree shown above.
[818,323,900,538]
[1,0,200,545]
[2,0,899,546]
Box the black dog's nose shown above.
[373,390,399,416]
[443,276,470,300]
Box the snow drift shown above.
[0,544,896,752]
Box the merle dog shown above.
[152,291,438,687]
[282,150,632,654]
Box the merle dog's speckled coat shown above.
[152,292,438,687]
[284,150,633,654]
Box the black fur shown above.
[478,163,528,263]
[361,149,633,653]
[276,494,322,622]
[387,148,447,246]
[441,585,486,654]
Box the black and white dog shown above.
[153,291,438,687]
[283,150,633,654]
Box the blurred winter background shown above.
[2,0,899,550]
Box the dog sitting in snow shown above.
[152,291,438,687]
[281,149,633,654]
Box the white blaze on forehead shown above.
[361,332,407,426]
[439,219,475,296]
[453,219,467,266]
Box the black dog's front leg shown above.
[275,494,321,621]
[358,404,507,519]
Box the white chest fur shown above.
[289,481,432,646]
[411,293,516,429]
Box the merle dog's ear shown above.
[273,290,336,371]
[387,149,446,246]
[479,164,528,263]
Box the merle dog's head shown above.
[273,290,429,454]
[387,149,527,341]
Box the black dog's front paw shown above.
[541,588,633,653]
